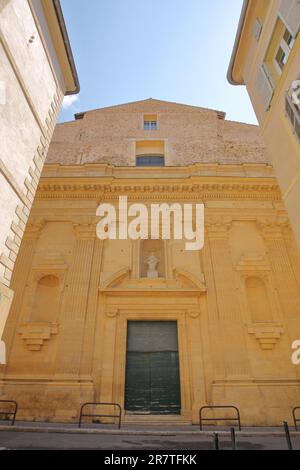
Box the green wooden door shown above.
[125,321,181,415]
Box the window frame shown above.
[274,27,295,74]
[144,120,158,131]
[136,155,165,167]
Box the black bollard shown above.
[231,427,237,450]
[283,421,293,451]
[213,432,220,450]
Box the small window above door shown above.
[144,114,158,130]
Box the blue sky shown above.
[59,0,258,125]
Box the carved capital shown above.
[206,216,232,239]
[23,220,45,241]
[247,324,284,350]
[257,217,289,240]
[73,223,97,240]
[18,322,58,352]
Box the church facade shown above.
[1,99,300,425]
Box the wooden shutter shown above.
[253,18,263,41]
[279,0,300,37]
[256,64,274,111]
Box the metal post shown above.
[283,421,293,450]
[231,427,236,450]
[213,433,220,450]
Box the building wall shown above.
[0,0,71,358]
[230,0,300,247]
[46,99,268,166]
[0,102,300,425]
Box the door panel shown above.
[125,321,181,415]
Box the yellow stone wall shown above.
[1,101,300,426]
[229,0,300,247]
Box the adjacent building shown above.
[1,99,300,425]
[228,0,300,247]
[0,0,79,362]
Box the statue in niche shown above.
[144,252,160,279]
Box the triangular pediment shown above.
[99,266,206,295]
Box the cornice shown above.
[36,178,280,201]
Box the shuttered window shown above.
[256,64,274,110]
[253,18,263,42]
[279,0,300,38]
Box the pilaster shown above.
[54,224,96,378]
[206,216,250,379]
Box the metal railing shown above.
[0,400,18,426]
[199,406,241,431]
[79,402,122,429]
[292,407,300,431]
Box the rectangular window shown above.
[136,155,165,167]
[144,120,157,131]
[275,46,288,70]
[143,114,158,130]
[283,29,295,49]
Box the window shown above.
[275,27,294,73]
[144,120,157,131]
[283,29,295,49]
[136,155,165,167]
[143,114,158,130]
[275,46,288,70]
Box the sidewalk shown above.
[0,421,299,450]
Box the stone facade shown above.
[228,0,300,247]
[0,0,78,362]
[1,100,300,426]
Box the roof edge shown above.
[52,0,80,95]
[227,0,249,86]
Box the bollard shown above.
[231,427,237,450]
[213,432,220,450]
[283,421,293,450]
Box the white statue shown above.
[144,252,160,279]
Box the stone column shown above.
[54,224,96,378]
[79,238,104,381]
[207,217,250,379]
[202,233,226,383]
